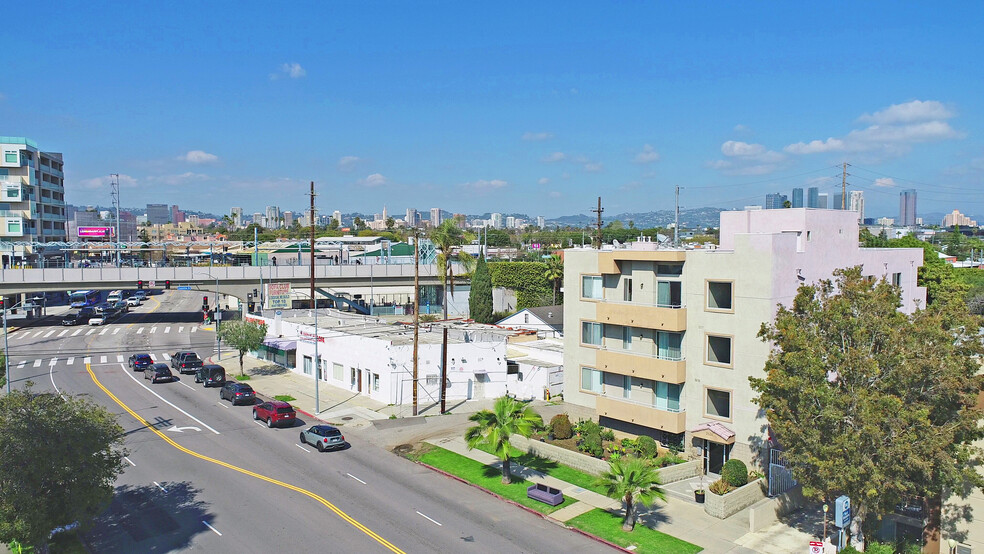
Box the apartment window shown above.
[707,281,733,311]
[622,326,632,350]
[623,277,633,302]
[623,376,632,399]
[580,367,603,393]
[333,362,343,381]
[372,373,380,392]
[705,388,731,419]
[656,331,683,361]
[656,263,683,276]
[706,334,733,366]
[654,382,682,412]
[4,151,17,164]
[302,356,313,375]
[657,281,682,308]
[5,187,18,199]
[581,321,603,346]
[955,544,971,554]
[582,275,603,299]
[892,272,902,287]
[351,368,357,387]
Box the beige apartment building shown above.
[563,208,927,477]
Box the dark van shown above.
[195,364,226,387]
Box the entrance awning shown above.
[691,421,735,445]
[263,338,297,351]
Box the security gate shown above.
[768,449,796,497]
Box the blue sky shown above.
[2,1,982,220]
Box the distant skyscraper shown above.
[252,212,262,225]
[942,210,977,228]
[765,193,787,210]
[405,209,417,228]
[265,205,280,228]
[506,216,516,228]
[849,191,865,223]
[832,194,844,211]
[807,187,819,208]
[899,189,917,226]
[791,188,804,208]
[230,207,243,228]
[818,193,829,209]
[491,213,504,229]
[430,207,442,228]
[283,211,294,227]
[333,210,342,225]
[146,204,169,224]
[382,206,388,222]
[171,205,185,223]
[537,216,545,228]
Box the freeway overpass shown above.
[0,263,455,302]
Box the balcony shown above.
[596,301,686,331]
[598,249,686,274]
[596,396,686,434]
[597,348,686,384]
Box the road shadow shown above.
[84,481,213,552]
[250,363,289,376]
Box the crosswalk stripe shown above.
[33,359,42,367]
[113,328,120,335]
[164,327,171,334]
[162,353,171,361]
[137,327,144,334]
[83,357,92,364]
[100,356,107,363]
[85,329,95,336]
[72,329,83,336]
[99,328,108,335]
[44,330,55,338]
[179,326,185,333]
[149,354,156,361]
[49,359,57,366]
[58,330,68,337]
[150,327,157,334]
[67,357,74,365]
[191,327,197,333]
[117,355,124,362]
[17,361,25,368]
[32,331,44,338]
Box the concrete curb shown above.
[412,459,631,553]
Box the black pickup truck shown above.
[62,307,96,326]
[171,351,204,374]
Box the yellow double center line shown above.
[86,363,404,553]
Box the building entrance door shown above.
[703,439,731,475]
[357,370,362,392]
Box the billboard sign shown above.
[266,282,291,309]
[78,226,115,238]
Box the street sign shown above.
[215,311,222,321]
[834,495,851,528]
[149,280,156,287]
[267,282,291,309]
[177,285,192,291]
[809,541,823,554]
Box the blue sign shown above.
[834,495,851,528]
[177,285,192,291]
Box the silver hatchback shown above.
[299,425,346,452]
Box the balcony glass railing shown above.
[601,345,684,362]
[605,394,684,414]
[601,296,685,309]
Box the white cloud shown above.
[77,174,138,190]
[542,151,566,163]
[721,141,766,157]
[270,62,306,80]
[634,144,660,164]
[522,132,554,141]
[873,177,896,188]
[709,141,787,175]
[337,156,362,171]
[179,150,219,164]
[785,99,962,158]
[148,172,209,186]
[583,162,603,172]
[537,177,550,185]
[461,179,508,190]
[358,173,387,187]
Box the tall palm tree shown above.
[464,396,543,484]
[543,254,564,304]
[598,457,667,531]
[431,220,475,316]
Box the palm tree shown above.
[464,396,543,484]
[543,254,564,304]
[598,456,667,531]
[431,220,475,317]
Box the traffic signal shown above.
[137,280,144,290]
[165,280,171,290]
[203,296,209,306]
[0,298,5,310]
[246,293,254,313]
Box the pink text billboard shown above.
[77,226,115,238]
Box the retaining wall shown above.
[704,478,768,519]
[656,460,701,484]
[748,485,808,532]
[511,435,610,476]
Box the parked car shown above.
[128,353,153,371]
[194,364,226,387]
[219,382,255,405]
[299,425,346,452]
[62,307,95,326]
[170,351,203,374]
[144,364,174,383]
[253,401,297,428]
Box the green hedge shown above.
[488,262,558,309]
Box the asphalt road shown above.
[5,290,604,553]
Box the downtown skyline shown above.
[2,2,982,218]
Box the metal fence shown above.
[768,448,796,497]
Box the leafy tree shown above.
[431,221,476,316]
[0,386,127,551]
[484,228,511,247]
[219,319,268,376]
[751,267,984,548]
[542,255,564,304]
[385,217,395,230]
[464,396,543,484]
[328,218,340,231]
[469,254,493,323]
[353,217,366,231]
[597,457,666,531]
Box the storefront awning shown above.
[690,421,735,445]
[263,338,297,351]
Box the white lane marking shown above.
[99,328,108,335]
[32,331,44,338]
[49,358,57,366]
[137,327,144,334]
[178,326,185,333]
[150,327,157,334]
[346,473,367,485]
[33,359,42,367]
[117,355,124,363]
[86,329,95,336]
[17,361,25,368]
[72,329,83,336]
[67,357,75,365]
[416,511,442,526]
[83,357,92,364]
[191,327,197,333]
[117,364,220,434]
[162,353,171,361]
[295,444,310,452]
[58,330,68,337]
[254,420,266,427]
[49,361,63,397]
[217,402,229,409]
[179,381,196,391]
[100,356,107,363]
[164,327,171,334]
[149,354,156,361]
[44,330,55,338]
[202,521,222,536]
[124,456,136,467]
[154,481,168,493]
[113,328,121,335]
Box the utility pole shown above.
[841,162,849,209]
[412,231,420,416]
[111,174,121,266]
[591,197,603,249]
[254,226,262,309]
[674,186,681,247]
[440,241,450,414]
[309,181,319,414]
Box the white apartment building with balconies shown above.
[1,136,68,266]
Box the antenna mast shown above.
[841,163,849,209]
[591,197,603,248]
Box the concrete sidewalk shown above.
[5,303,73,333]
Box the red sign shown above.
[78,226,115,238]
[809,541,823,554]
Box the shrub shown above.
[619,438,636,453]
[549,414,573,439]
[709,479,732,495]
[635,435,659,458]
[600,428,615,442]
[578,432,604,457]
[722,459,749,488]
[653,453,685,467]
[576,419,601,437]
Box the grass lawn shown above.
[234,374,251,381]
[567,509,702,554]
[274,394,296,402]
[473,443,609,495]
[415,446,577,515]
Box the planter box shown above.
[704,478,767,519]
[656,460,701,484]
[511,435,610,476]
